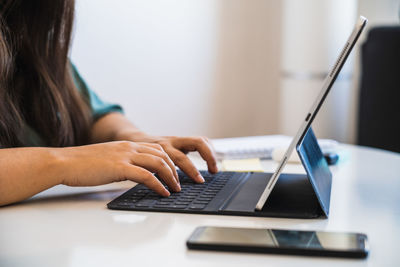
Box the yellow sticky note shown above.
[221,158,264,172]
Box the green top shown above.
[24,63,123,146]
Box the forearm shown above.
[90,112,153,143]
[0,141,181,206]
[0,114,218,207]
[0,147,64,206]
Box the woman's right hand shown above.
[59,141,181,197]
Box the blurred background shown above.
[70,0,400,145]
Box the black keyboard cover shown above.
[107,171,235,213]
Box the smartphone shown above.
[187,226,369,258]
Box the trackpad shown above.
[223,172,272,213]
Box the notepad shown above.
[221,158,264,172]
[212,135,291,160]
[212,135,338,160]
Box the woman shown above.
[0,0,217,206]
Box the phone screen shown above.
[189,227,368,254]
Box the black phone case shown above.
[187,227,369,259]
[186,241,368,258]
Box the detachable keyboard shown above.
[108,170,235,212]
[107,169,323,219]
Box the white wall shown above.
[358,0,399,27]
[279,0,357,143]
[71,0,399,142]
[278,0,399,143]
[71,0,282,138]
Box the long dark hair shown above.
[0,0,92,148]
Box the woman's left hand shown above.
[154,136,218,182]
[122,134,218,183]
[91,113,218,183]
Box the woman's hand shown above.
[90,112,219,188]
[59,141,182,197]
[115,133,218,183]
[155,136,218,182]
[148,136,218,182]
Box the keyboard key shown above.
[154,201,171,205]
[135,200,157,207]
[205,190,219,193]
[154,204,173,208]
[178,202,192,206]
[189,204,207,210]
[193,200,209,204]
[159,199,174,203]
[181,197,196,202]
[170,205,188,209]
[198,197,212,201]
[189,188,203,192]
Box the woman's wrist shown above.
[90,113,153,143]
[44,148,72,186]
[114,129,158,143]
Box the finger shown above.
[125,165,170,197]
[166,147,205,183]
[136,144,179,184]
[130,153,181,192]
[203,137,219,173]
[173,137,218,174]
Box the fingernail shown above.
[211,166,218,174]
[196,174,205,183]
[163,188,171,197]
[176,183,181,192]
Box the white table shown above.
[1,144,399,267]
